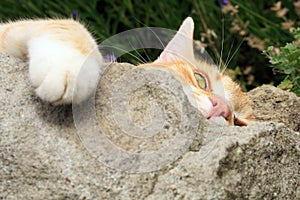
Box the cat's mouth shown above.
[207,112,247,126]
[233,116,248,126]
[205,94,247,126]
[207,94,232,120]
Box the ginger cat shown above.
[0,17,253,126]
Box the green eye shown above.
[194,73,207,89]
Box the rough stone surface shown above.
[1,53,299,199]
[248,84,300,132]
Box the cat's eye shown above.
[194,73,207,90]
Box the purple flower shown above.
[216,0,229,8]
[71,10,79,19]
[104,54,117,62]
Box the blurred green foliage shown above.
[0,0,299,94]
[264,28,300,96]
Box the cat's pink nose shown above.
[207,95,232,120]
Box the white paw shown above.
[28,37,101,104]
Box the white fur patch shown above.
[28,37,101,104]
[183,85,213,118]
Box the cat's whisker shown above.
[148,27,166,50]
[132,17,166,50]
[127,40,147,64]
[141,48,152,63]
[125,51,146,64]
[223,39,244,74]
[101,44,146,64]
[136,37,152,62]
[222,39,235,73]
[128,17,166,62]
[114,46,147,64]
[218,18,225,71]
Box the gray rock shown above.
[248,84,300,132]
[1,53,299,199]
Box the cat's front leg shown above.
[0,19,102,104]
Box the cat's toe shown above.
[34,70,70,104]
[33,60,100,105]
[28,38,102,105]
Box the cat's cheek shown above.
[182,86,213,118]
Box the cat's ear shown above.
[154,17,195,64]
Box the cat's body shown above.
[0,17,253,126]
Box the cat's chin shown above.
[207,117,228,126]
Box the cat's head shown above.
[140,17,253,126]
